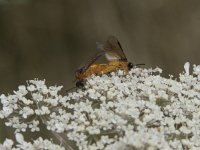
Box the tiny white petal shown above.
[15,133,24,144]
[184,62,190,75]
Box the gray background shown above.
[0,0,200,143]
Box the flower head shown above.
[1,63,200,149]
[0,133,65,150]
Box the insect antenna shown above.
[135,63,145,67]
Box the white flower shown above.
[193,64,200,75]
[2,106,13,117]
[0,79,64,132]
[15,133,24,144]
[32,93,43,101]
[0,139,13,150]
[49,86,63,96]
[27,84,36,92]
[14,85,28,96]
[0,133,65,150]
[2,63,200,149]
[35,106,50,115]
[29,120,40,132]
[184,62,190,75]
[19,106,34,119]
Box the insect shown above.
[97,35,136,73]
[75,50,107,87]
[75,36,144,88]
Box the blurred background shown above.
[1,0,200,144]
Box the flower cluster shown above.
[0,79,63,132]
[1,62,200,150]
[0,133,65,150]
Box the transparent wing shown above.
[76,50,105,73]
[97,36,127,61]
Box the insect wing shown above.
[76,50,105,73]
[103,36,128,61]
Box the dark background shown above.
[1,0,200,143]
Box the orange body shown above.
[75,61,129,80]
